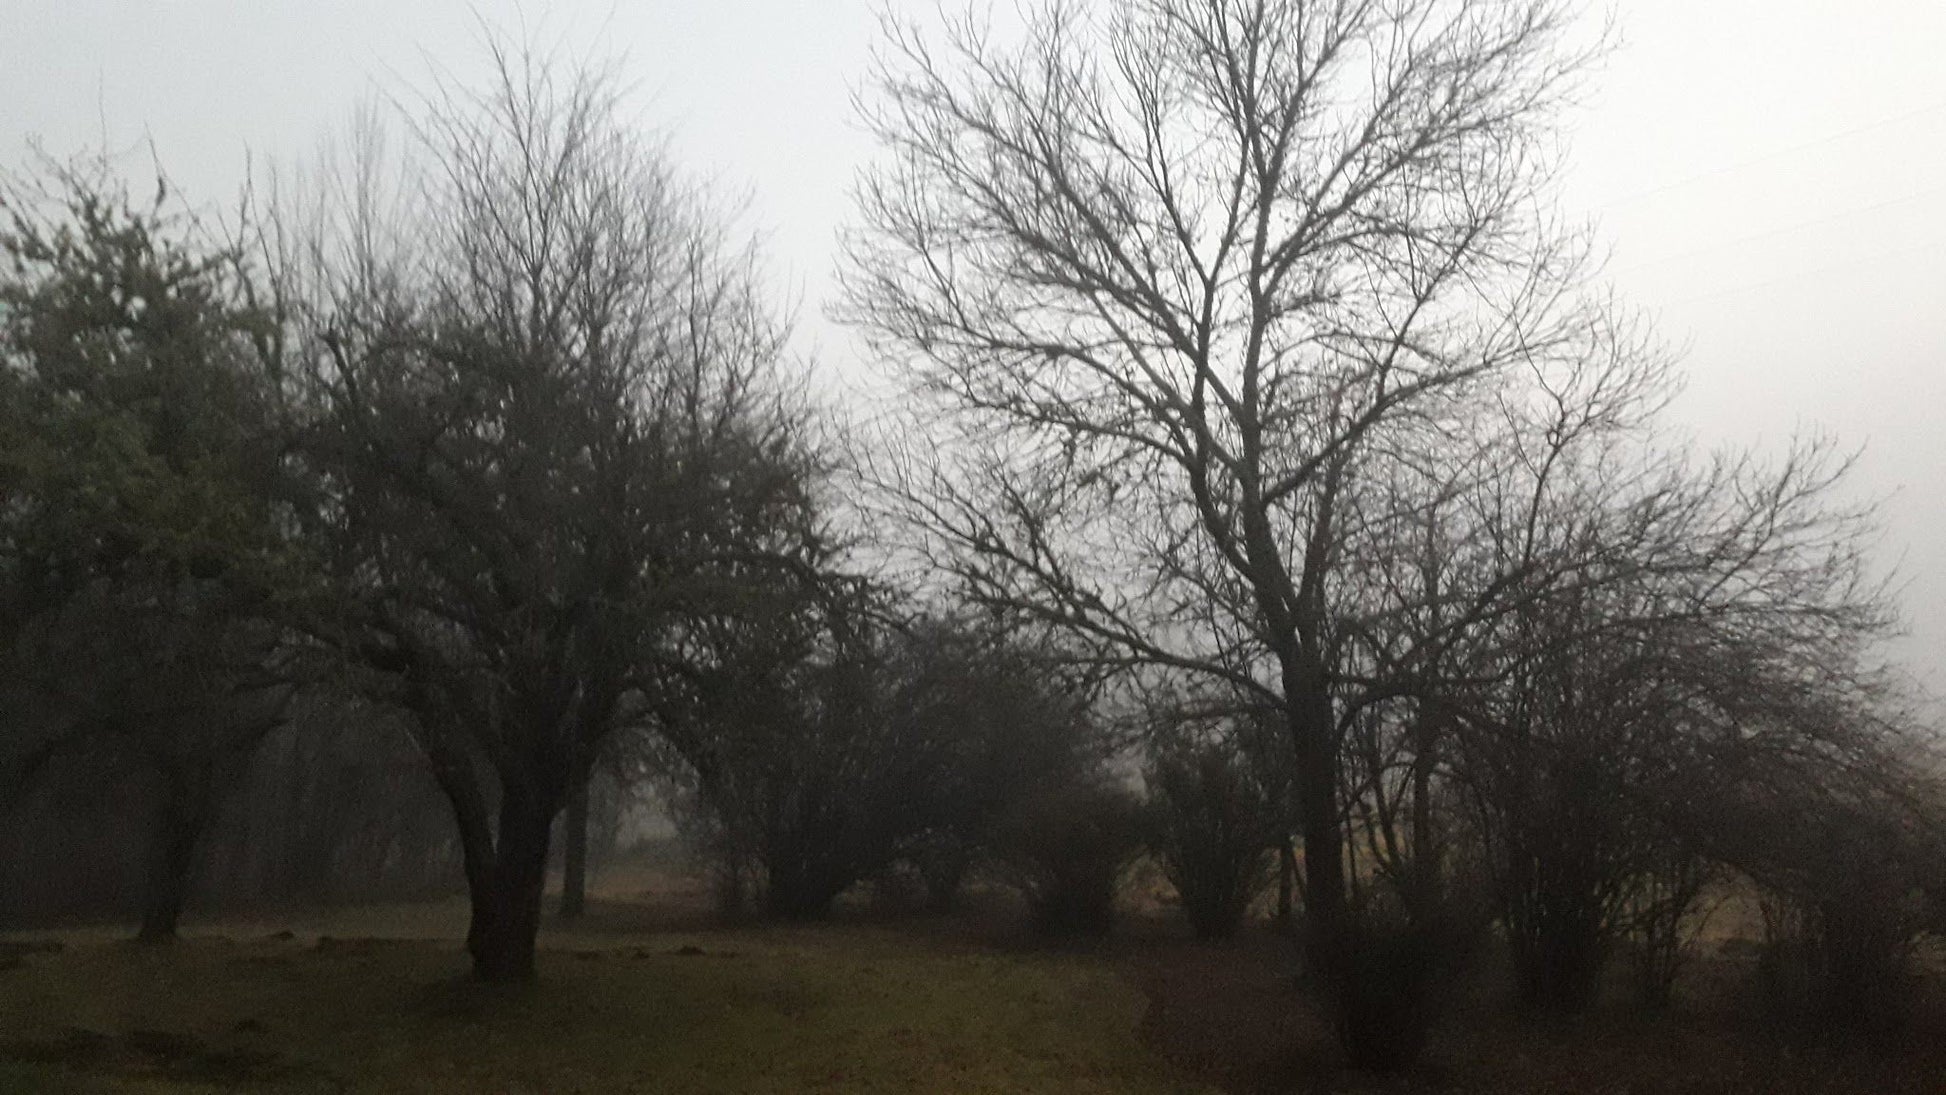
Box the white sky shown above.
[4,0,1943,690]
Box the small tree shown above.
[295,40,813,980]
[1145,732,1277,939]
[1718,714,1941,1040]
[1620,845,1715,1010]
[994,777,1143,937]
[888,616,1106,912]
[668,581,933,920]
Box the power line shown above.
[1614,183,1946,274]
[1667,239,1942,308]
[1592,98,1946,210]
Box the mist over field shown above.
[3,2,1945,1091]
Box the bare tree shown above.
[1421,426,1904,1010]
[293,40,814,980]
[844,0,1619,1061]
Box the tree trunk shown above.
[1409,700,1439,917]
[460,826,496,961]
[137,763,212,944]
[559,769,590,919]
[468,785,556,982]
[1275,836,1297,935]
[1288,679,1347,975]
[1287,661,1442,1069]
[408,724,496,956]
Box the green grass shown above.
[0,922,1209,1094]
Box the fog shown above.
[6,1,1940,693]
[6,5,1946,1085]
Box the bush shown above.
[1489,750,1631,1014]
[864,860,931,916]
[669,614,1107,923]
[1144,742,1276,938]
[904,829,976,913]
[994,780,1142,937]
[1756,877,1924,1042]
[1716,761,1938,1042]
[1620,850,1716,1009]
[1320,890,1482,1073]
[890,620,1108,912]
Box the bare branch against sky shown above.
[4,0,1942,689]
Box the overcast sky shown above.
[5,0,1943,689]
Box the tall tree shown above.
[844,0,1620,1061]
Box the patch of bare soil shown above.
[1131,930,1330,1094]
[1130,934,1946,1095]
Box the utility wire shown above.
[1614,183,1946,275]
[1668,239,1941,308]
[1593,98,1946,210]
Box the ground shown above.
[1,870,1943,1093]
[0,898,1201,1094]
[1132,931,1946,1094]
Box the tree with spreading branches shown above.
[844,0,1632,1061]
[290,42,819,981]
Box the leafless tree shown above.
[1418,424,1906,1009]
[844,0,1621,1060]
[289,40,815,980]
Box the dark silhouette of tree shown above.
[291,42,816,981]
[885,615,1106,912]
[0,157,311,941]
[1438,438,1902,1011]
[994,776,1143,937]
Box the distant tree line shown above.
[2,0,1944,1072]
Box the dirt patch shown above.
[1130,933,1946,1095]
[0,1025,335,1088]
[1129,931,1340,1094]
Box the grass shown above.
[7,871,1946,1094]
[0,916,1210,1094]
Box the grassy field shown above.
[5,877,1946,1094]
[0,902,1208,1094]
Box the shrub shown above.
[1144,742,1276,939]
[1320,888,1483,1073]
[864,860,930,916]
[1717,758,1938,1042]
[993,780,1142,937]
[1620,850,1716,1009]
[1756,876,1924,1042]
[904,829,976,913]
